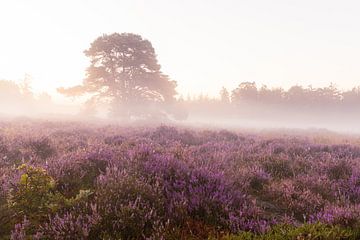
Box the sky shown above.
[0,0,360,103]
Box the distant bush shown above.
[27,137,56,160]
[327,160,352,181]
[263,157,293,179]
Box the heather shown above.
[1,121,360,239]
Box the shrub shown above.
[48,150,110,198]
[139,152,268,233]
[94,167,165,239]
[7,164,92,237]
[36,204,101,240]
[221,223,358,240]
[310,204,360,228]
[8,165,59,222]
[10,216,30,240]
[267,180,326,220]
[263,157,293,179]
[327,160,352,181]
[247,167,271,194]
[338,171,360,203]
[27,137,56,160]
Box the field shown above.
[1,120,360,239]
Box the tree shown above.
[315,83,341,106]
[0,80,22,101]
[0,78,35,114]
[20,74,34,100]
[231,82,258,103]
[219,87,230,104]
[258,85,284,105]
[286,85,305,105]
[58,33,178,120]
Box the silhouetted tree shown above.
[315,83,341,106]
[220,87,230,104]
[58,33,178,120]
[286,85,306,106]
[20,74,34,100]
[258,85,284,105]
[0,80,22,101]
[343,86,360,107]
[0,78,38,115]
[231,82,258,103]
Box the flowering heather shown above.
[1,121,360,239]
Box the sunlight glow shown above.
[1,0,360,103]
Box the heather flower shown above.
[310,204,360,228]
[11,216,30,240]
[37,204,101,240]
[2,122,360,238]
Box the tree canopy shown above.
[58,33,177,119]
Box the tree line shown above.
[181,82,360,126]
[1,32,360,123]
[187,82,360,111]
[0,76,52,116]
[228,82,360,108]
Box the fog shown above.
[1,78,360,135]
[1,33,359,134]
[1,1,360,136]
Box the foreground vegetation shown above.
[1,120,360,239]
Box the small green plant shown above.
[8,164,58,220]
[219,223,359,240]
[7,164,92,232]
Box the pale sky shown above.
[1,0,360,102]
